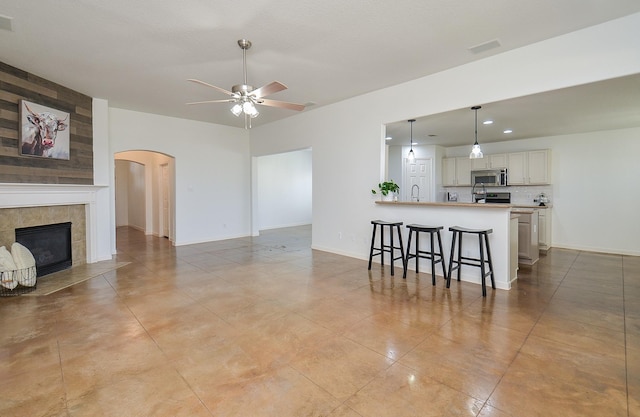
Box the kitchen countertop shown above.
[375,201,552,209]
[375,201,513,208]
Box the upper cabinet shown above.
[443,150,551,186]
[507,150,551,185]
[442,157,472,186]
[470,153,507,170]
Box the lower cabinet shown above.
[517,210,539,265]
[538,208,552,251]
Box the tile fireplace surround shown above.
[0,184,106,266]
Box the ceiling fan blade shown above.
[187,79,233,96]
[251,81,287,98]
[186,99,235,105]
[257,98,305,111]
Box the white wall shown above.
[91,98,114,261]
[256,149,312,231]
[250,13,640,259]
[108,108,251,246]
[114,160,129,227]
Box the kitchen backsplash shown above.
[439,185,553,205]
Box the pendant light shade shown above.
[469,106,484,159]
[407,119,416,162]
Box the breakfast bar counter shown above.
[374,200,517,290]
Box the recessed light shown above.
[483,120,493,125]
[385,136,392,140]
[503,129,513,134]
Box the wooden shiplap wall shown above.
[0,61,93,184]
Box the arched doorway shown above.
[114,150,176,242]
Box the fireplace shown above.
[15,222,72,277]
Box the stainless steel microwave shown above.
[471,168,508,187]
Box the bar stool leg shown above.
[484,233,496,289]
[380,225,385,267]
[368,223,377,270]
[436,230,447,279]
[396,224,406,276]
[447,231,457,288]
[403,228,413,279]
[456,231,462,281]
[389,226,395,276]
[478,234,487,297]
[430,231,436,285]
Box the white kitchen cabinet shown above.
[442,157,456,186]
[455,157,472,186]
[510,215,519,281]
[469,153,506,170]
[507,152,527,185]
[507,150,551,185]
[489,153,508,169]
[528,150,550,184]
[442,157,472,186]
[538,207,552,251]
[517,210,539,265]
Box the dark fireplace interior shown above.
[15,222,72,277]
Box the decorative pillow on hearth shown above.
[0,246,18,290]
[11,242,37,287]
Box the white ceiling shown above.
[1,0,640,132]
[385,73,640,147]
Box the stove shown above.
[484,192,511,204]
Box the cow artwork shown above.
[19,100,70,159]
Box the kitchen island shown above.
[375,201,517,290]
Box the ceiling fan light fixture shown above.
[187,39,305,129]
[469,106,484,159]
[231,103,243,116]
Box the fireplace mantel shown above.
[0,183,110,263]
[0,183,107,209]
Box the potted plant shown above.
[372,180,400,201]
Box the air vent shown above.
[0,15,13,32]
[468,39,501,54]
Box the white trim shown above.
[0,183,109,263]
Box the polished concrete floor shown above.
[1,225,638,416]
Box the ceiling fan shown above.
[187,39,305,128]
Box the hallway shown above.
[1,225,638,416]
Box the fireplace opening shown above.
[15,222,72,277]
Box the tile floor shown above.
[1,225,638,416]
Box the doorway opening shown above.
[252,148,312,238]
[114,150,176,242]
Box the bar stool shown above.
[403,224,447,285]
[368,220,405,276]
[446,226,495,296]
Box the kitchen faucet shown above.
[472,182,486,203]
[411,184,420,202]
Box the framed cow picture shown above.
[19,100,70,160]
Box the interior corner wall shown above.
[249,13,640,259]
[256,149,312,230]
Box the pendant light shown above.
[407,119,416,162]
[469,105,484,159]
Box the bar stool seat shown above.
[446,226,495,296]
[368,220,405,276]
[403,224,447,285]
